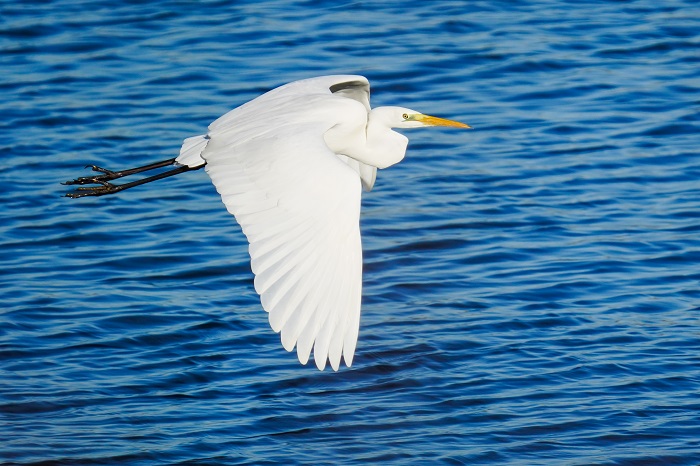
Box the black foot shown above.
[62,165,122,186]
[64,180,123,198]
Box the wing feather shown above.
[304,234,344,371]
[276,222,336,350]
[280,233,335,354]
[200,76,369,370]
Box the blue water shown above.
[2,0,700,464]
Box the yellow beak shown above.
[418,114,471,129]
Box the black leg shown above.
[63,157,179,186]
[63,159,205,198]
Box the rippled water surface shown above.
[2,1,700,464]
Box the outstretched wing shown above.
[199,76,370,370]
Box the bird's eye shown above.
[402,113,409,120]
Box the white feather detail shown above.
[175,135,208,168]
[199,78,369,370]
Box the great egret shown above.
[64,75,470,371]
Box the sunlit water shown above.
[2,1,700,464]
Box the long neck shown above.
[359,108,408,169]
[324,106,409,169]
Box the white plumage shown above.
[66,75,469,371]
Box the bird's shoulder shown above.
[209,76,369,132]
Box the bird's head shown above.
[383,107,471,130]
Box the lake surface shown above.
[2,0,700,464]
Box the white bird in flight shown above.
[65,75,470,371]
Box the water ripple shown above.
[2,0,700,464]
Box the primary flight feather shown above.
[64,75,470,371]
